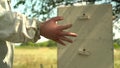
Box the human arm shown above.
[0,4,77,45]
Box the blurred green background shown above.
[13,39,120,68]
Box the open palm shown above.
[40,16,77,46]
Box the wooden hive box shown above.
[57,4,113,68]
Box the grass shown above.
[13,47,57,68]
[114,48,120,68]
[14,47,120,68]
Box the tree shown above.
[11,0,120,20]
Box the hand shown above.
[40,16,77,46]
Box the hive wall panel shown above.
[57,4,113,68]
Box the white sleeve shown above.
[0,5,40,43]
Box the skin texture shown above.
[40,16,77,46]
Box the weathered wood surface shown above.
[57,4,113,68]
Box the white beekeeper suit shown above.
[0,0,40,68]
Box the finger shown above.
[51,16,63,22]
[58,24,72,30]
[61,31,78,37]
[54,39,66,46]
[60,36,73,43]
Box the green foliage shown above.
[13,0,116,21]
[114,39,120,48]
[11,0,120,21]
[114,42,120,48]
[20,40,57,47]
